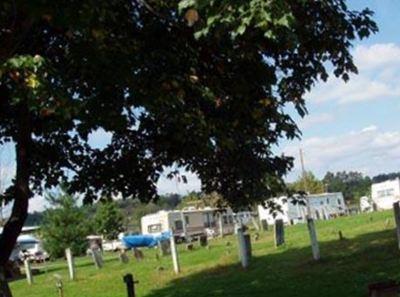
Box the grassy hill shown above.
[10,210,400,297]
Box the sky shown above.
[1,0,400,213]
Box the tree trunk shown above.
[0,105,31,297]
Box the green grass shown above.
[10,210,400,297]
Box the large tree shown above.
[0,1,376,294]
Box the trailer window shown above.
[174,220,183,231]
[148,224,162,233]
[223,216,228,225]
[185,215,190,225]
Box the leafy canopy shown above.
[0,1,377,209]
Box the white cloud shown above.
[308,43,400,104]
[298,113,334,129]
[284,126,400,181]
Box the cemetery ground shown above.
[10,210,400,297]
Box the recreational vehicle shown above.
[141,208,235,240]
[258,192,346,225]
[371,178,400,210]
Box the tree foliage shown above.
[94,200,124,240]
[41,190,90,258]
[289,171,325,195]
[0,0,377,275]
[323,171,371,202]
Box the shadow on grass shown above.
[145,229,400,297]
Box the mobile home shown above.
[371,178,400,210]
[258,192,346,225]
[141,208,235,240]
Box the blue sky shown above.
[1,1,400,212]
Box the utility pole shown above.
[299,148,311,218]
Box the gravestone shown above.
[393,202,400,250]
[91,248,103,269]
[237,225,250,268]
[186,243,194,251]
[119,250,129,264]
[274,219,285,247]
[338,230,344,241]
[159,240,171,256]
[244,234,252,259]
[261,219,268,231]
[199,235,208,247]
[133,248,144,261]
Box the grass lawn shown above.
[10,210,400,297]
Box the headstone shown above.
[91,248,103,269]
[199,235,208,247]
[244,234,252,259]
[159,240,171,256]
[219,214,224,237]
[170,235,180,274]
[186,243,194,251]
[119,250,129,264]
[237,225,250,268]
[251,216,260,231]
[261,219,268,231]
[307,218,320,261]
[133,248,144,261]
[24,259,33,285]
[338,230,344,241]
[394,202,400,250]
[65,248,76,280]
[274,219,285,247]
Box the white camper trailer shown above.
[371,178,400,210]
[258,192,346,225]
[141,208,235,240]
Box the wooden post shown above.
[237,225,249,268]
[24,259,33,285]
[393,202,400,250]
[65,248,76,281]
[274,219,285,247]
[307,218,320,260]
[123,274,138,297]
[170,235,180,274]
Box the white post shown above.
[65,248,75,281]
[237,224,249,268]
[170,234,180,274]
[219,213,224,237]
[307,218,320,260]
[24,259,33,285]
[393,202,400,250]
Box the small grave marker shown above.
[261,219,268,231]
[274,219,285,247]
[119,250,129,264]
[123,274,138,297]
[237,225,250,268]
[393,202,400,250]
[91,248,103,269]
